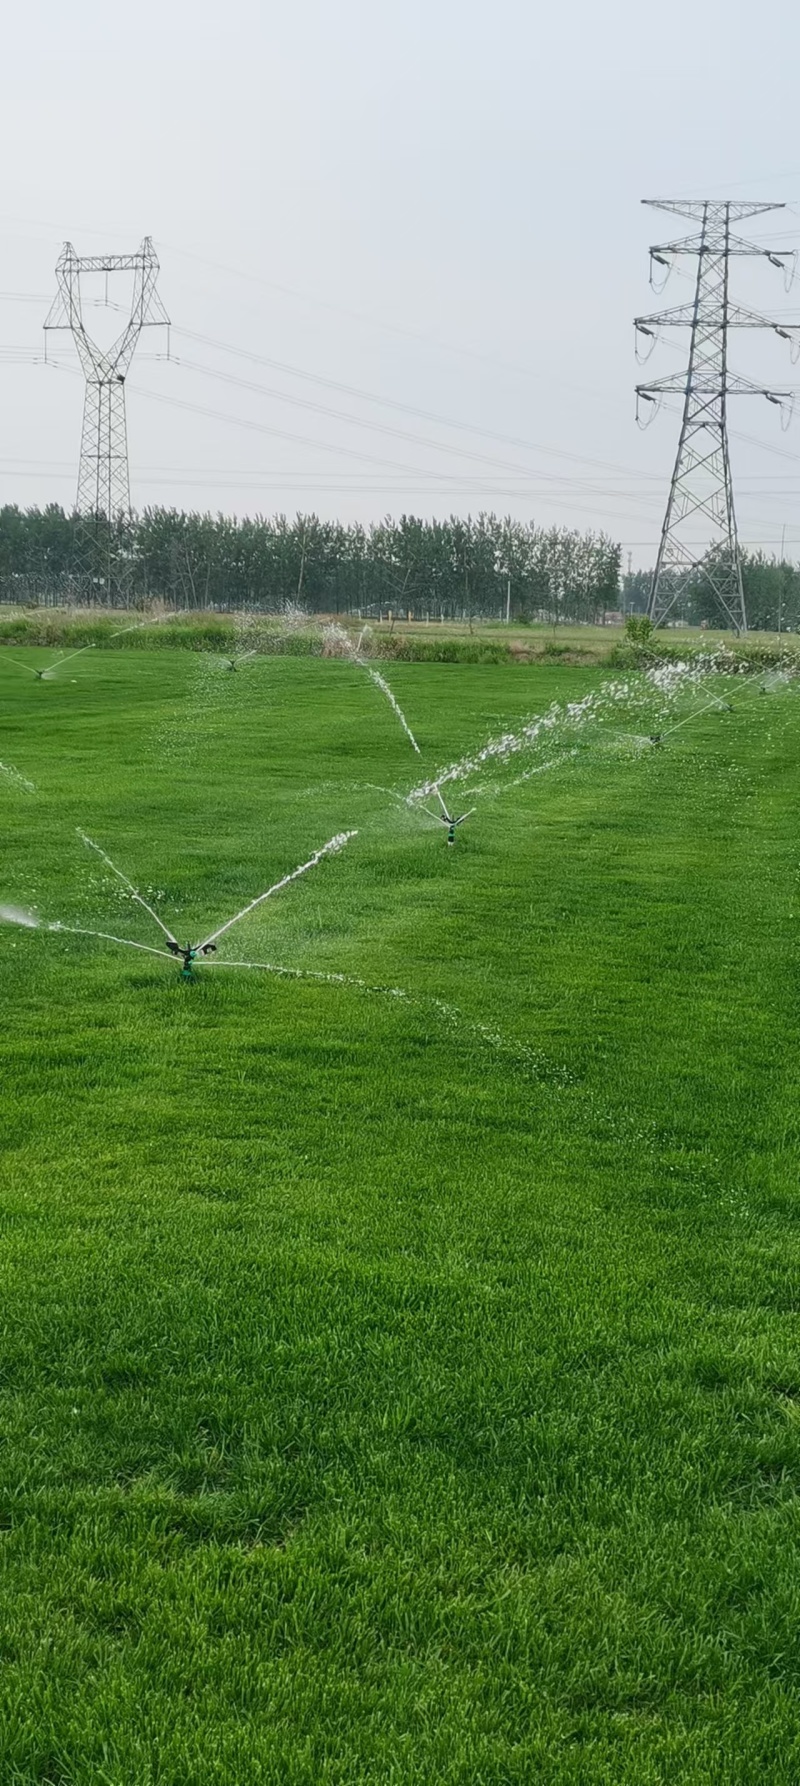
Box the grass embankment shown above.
[1,649,800,1779]
[1,605,797,668]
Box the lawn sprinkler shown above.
[649,733,663,748]
[0,643,95,682]
[3,828,358,980]
[443,809,473,845]
[420,784,475,844]
[167,940,217,980]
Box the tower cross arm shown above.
[649,230,792,260]
[643,198,784,223]
[637,371,794,399]
[636,302,800,341]
[64,253,156,274]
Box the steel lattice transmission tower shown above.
[44,238,169,518]
[635,200,797,632]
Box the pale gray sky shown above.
[2,0,800,564]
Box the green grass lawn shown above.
[2,648,800,1782]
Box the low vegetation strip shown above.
[0,605,798,669]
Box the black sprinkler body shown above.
[169,940,216,979]
[437,809,472,844]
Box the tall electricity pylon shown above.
[44,238,169,518]
[635,200,797,632]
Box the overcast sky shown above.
[2,0,800,564]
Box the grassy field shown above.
[2,646,800,1781]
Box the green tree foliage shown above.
[622,550,800,633]
[0,505,620,621]
[621,569,652,615]
[738,551,800,632]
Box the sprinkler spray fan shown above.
[1,829,359,980]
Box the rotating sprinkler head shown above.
[167,940,217,979]
[440,808,475,844]
[649,733,663,748]
[425,784,475,844]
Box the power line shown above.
[170,324,661,486]
[159,237,615,410]
[164,352,667,515]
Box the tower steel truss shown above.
[44,238,169,519]
[635,200,797,632]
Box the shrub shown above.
[625,613,654,645]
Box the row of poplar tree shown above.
[4,504,793,628]
[0,505,622,621]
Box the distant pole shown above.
[505,576,511,623]
[779,523,786,635]
[296,524,307,600]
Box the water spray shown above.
[324,624,422,755]
[0,643,97,681]
[44,644,97,679]
[0,905,177,960]
[366,666,421,754]
[0,760,36,793]
[405,660,781,819]
[1,829,358,981]
[0,651,41,680]
[659,691,746,743]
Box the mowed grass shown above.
[2,649,800,1783]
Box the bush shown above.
[625,613,654,645]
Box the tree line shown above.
[0,505,621,621]
[623,550,800,633]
